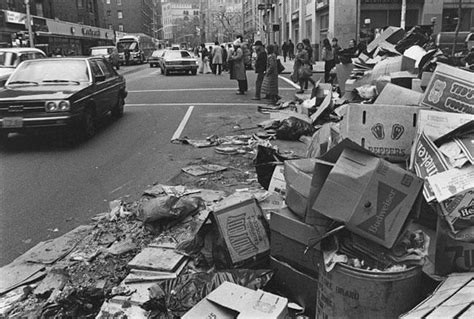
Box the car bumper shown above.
[0,113,82,132]
[165,65,198,71]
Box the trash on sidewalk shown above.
[128,246,187,272]
[183,281,288,319]
[137,195,203,224]
[182,164,227,176]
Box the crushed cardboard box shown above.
[284,159,317,218]
[183,281,288,319]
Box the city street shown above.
[0,65,299,266]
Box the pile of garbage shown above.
[1,25,473,319]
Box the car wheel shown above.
[79,108,96,140]
[165,68,170,76]
[111,94,125,119]
[191,70,197,75]
[150,63,153,68]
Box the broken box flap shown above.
[270,207,322,245]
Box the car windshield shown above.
[166,51,191,59]
[0,52,18,68]
[8,60,90,85]
[152,51,162,57]
[91,48,109,55]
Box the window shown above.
[108,24,113,30]
[89,60,104,78]
[117,11,123,19]
[106,0,110,4]
[117,0,122,5]
[107,10,111,17]
[96,60,113,78]
[77,0,84,8]
[118,24,124,32]
[320,13,328,31]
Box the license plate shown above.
[2,117,23,128]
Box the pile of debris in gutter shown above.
[1,25,473,319]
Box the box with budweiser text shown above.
[311,143,423,248]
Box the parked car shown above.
[0,47,46,86]
[0,57,127,142]
[148,49,164,68]
[90,46,120,69]
[159,50,198,75]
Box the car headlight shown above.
[45,100,70,112]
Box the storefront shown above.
[36,20,115,56]
[0,9,114,55]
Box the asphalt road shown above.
[0,64,301,266]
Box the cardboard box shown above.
[270,207,322,277]
[335,63,354,94]
[268,164,286,196]
[312,146,423,248]
[339,103,421,162]
[371,56,416,79]
[211,197,270,267]
[374,83,423,106]
[284,159,317,218]
[183,281,288,319]
[400,273,474,318]
[270,257,318,317]
[421,63,474,114]
[420,71,433,89]
[435,216,474,275]
[390,71,418,89]
[367,26,405,53]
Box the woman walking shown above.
[229,39,247,95]
[293,42,315,94]
[261,44,279,104]
[321,38,336,83]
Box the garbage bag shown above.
[275,117,316,141]
[138,195,203,223]
[141,269,274,318]
[254,145,287,190]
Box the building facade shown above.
[101,0,154,36]
[161,0,199,45]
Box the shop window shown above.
[442,8,472,32]
[320,14,328,31]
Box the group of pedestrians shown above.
[195,42,229,75]
[321,37,366,83]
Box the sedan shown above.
[0,57,127,142]
[0,47,46,86]
[148,49,164,68]
[159,50,198,75]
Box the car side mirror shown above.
[95,74,106,82]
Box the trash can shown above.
[316,263,423,319]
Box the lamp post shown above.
[24,0,34,47]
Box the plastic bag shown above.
[138,195,203,223]
[275,117,316,141]
[277,59,285,74]
[298,64,312,80]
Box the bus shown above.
[116,33,156,65]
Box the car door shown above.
[95,59,120,113]
[89,59,110,117]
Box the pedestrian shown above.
[331,38,341,64]
[124,48,130,65]
[282,41,289,62]
[236,35,249,91]
[338,39,358,64]
[221,45,228,72]
[274,42,279,56]
[252,40,267,100]
[212,41,223,75]
[292,42,316,94]
[229,39,247,95]
[321,38,335,84]
[302,38,314,89]
[288,39,295,60]
[261,44,279,104]
[209,46,216,74]
[227,43,234,77]
[198,43,211,74]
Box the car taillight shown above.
[45,100,70,112]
